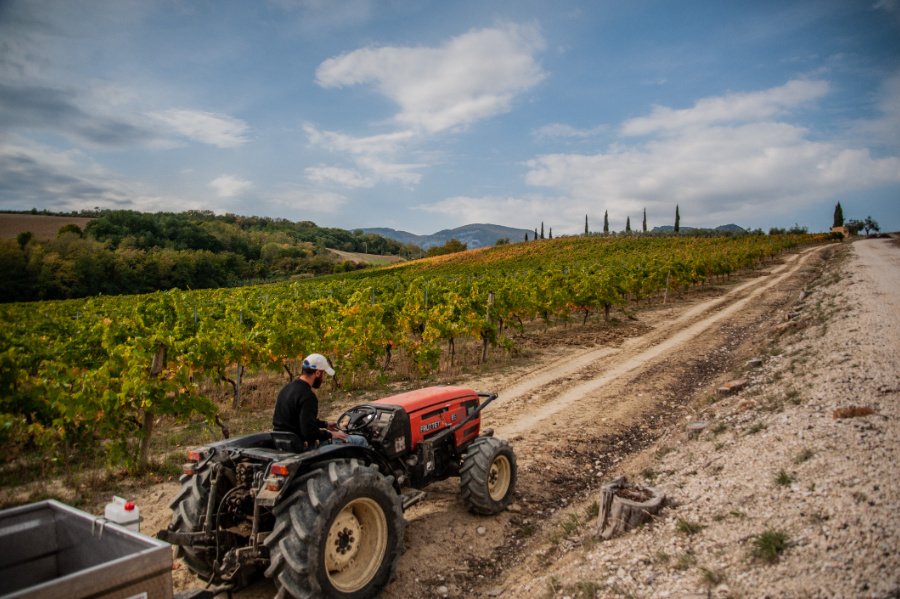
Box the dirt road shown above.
[150,240,865,597]
[495,236,900,598]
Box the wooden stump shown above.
[596,476,665,540]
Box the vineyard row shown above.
[0,234,826,467]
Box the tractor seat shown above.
[271,431,306,452]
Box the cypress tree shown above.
[642,208,647,233]
[585,214,589,235]
[603,210,609,234]
[549,227,553,239]
[626,216,631,233]
[525,232,529,242]
[833,202,844,228]
[534,227,538,240]
[675,205,681,233]
[540,222,545,239]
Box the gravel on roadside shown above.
[505,239,900,599]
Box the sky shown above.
[1,0,899,236]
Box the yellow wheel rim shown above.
[487,455,511,502]
[324,497,388,593]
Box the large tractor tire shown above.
[460,437,517,515]
[264,459,405,599]
[168,466,217,580]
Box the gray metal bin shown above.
[0,499,173,599]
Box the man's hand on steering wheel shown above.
[336,406,377,433]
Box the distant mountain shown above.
[362,223,534,250]
[652,224,747,234]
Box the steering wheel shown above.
[336,405,378,433]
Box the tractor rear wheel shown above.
[264,459,404,599]
[168,466,217,580]
[460,437,517,515]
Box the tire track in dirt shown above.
[491,245,826,438]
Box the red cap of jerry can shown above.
[124,501,135,511]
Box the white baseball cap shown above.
[303,353,335,376]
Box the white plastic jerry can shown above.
[104,495,140,532]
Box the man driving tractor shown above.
[272,353,365,447]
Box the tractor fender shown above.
[259,443,398,507]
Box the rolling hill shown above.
[362,223,533,249]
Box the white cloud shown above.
[305,165,375,188]
[621,79,829,136]
[302,123,424,188]
[524,79,900,229]
[853,71,900,150]
[153,109,250,148]
[303,123,415,155]
[269,184,349,214]
[354,156,423,186]
[304,24,544,191]
[315,23,546,133]
[416,195,555,229]
[209,175,253,198]
[0,136,202,213]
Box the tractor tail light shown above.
[183,449,208,476]
[187,449,207,462]
[264,463,291,492]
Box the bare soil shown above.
[0,213,94,240]
[327,248,407,265]
[129,238,898,598]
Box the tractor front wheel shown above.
[264,459,404,599]
[460,437,517,515]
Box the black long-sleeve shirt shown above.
[272,379,331,445]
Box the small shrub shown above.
[676,517,705,536]
[544,576,561,598]
[774,470,795,486]
[750,529,790,563]
[675,552,697,570]
[585,500,600,520]
[700,567,725,587]
[747,422,767,435]
[561,513,581,535]
[641,467,657,482]
[569,581,603,598]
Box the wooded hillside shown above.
[0,210,421,302]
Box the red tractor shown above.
[160,386,516,598]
